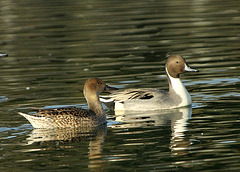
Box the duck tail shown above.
[18,112,54,129]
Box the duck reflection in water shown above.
[25,124,107,170]
[18,78,117,170]
[110,107,192,156]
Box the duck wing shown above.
[19,106,96,128]
[30,106,92,118]
[106,88,166,102]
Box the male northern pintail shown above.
[100,55,199,110]
[19,78,117,128]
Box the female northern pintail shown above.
[19,78,117,128]
[101,55,199,110]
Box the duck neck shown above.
[85,93,105,117]
[166,68,192,106]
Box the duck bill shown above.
[105,85,118,92]
[184,64,199,72]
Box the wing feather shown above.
[109,88,161,101]
[30,106,92,118]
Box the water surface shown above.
[0,0,240,171]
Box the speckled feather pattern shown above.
[19,78,112,128]
[20,106,106,128]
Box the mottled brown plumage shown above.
[19,78,117,128]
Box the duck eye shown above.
[176,61,179,64]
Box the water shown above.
[0,0,240,171]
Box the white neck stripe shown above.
[166,68,192,106]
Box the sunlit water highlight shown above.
[0,0,240,171]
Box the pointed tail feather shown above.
[18,112,54,128]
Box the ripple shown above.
[0,96,8,102]
[0,0,240,171]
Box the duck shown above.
[100,55,199,111]
[18,78,118,128]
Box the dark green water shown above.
[0,0,240,171]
